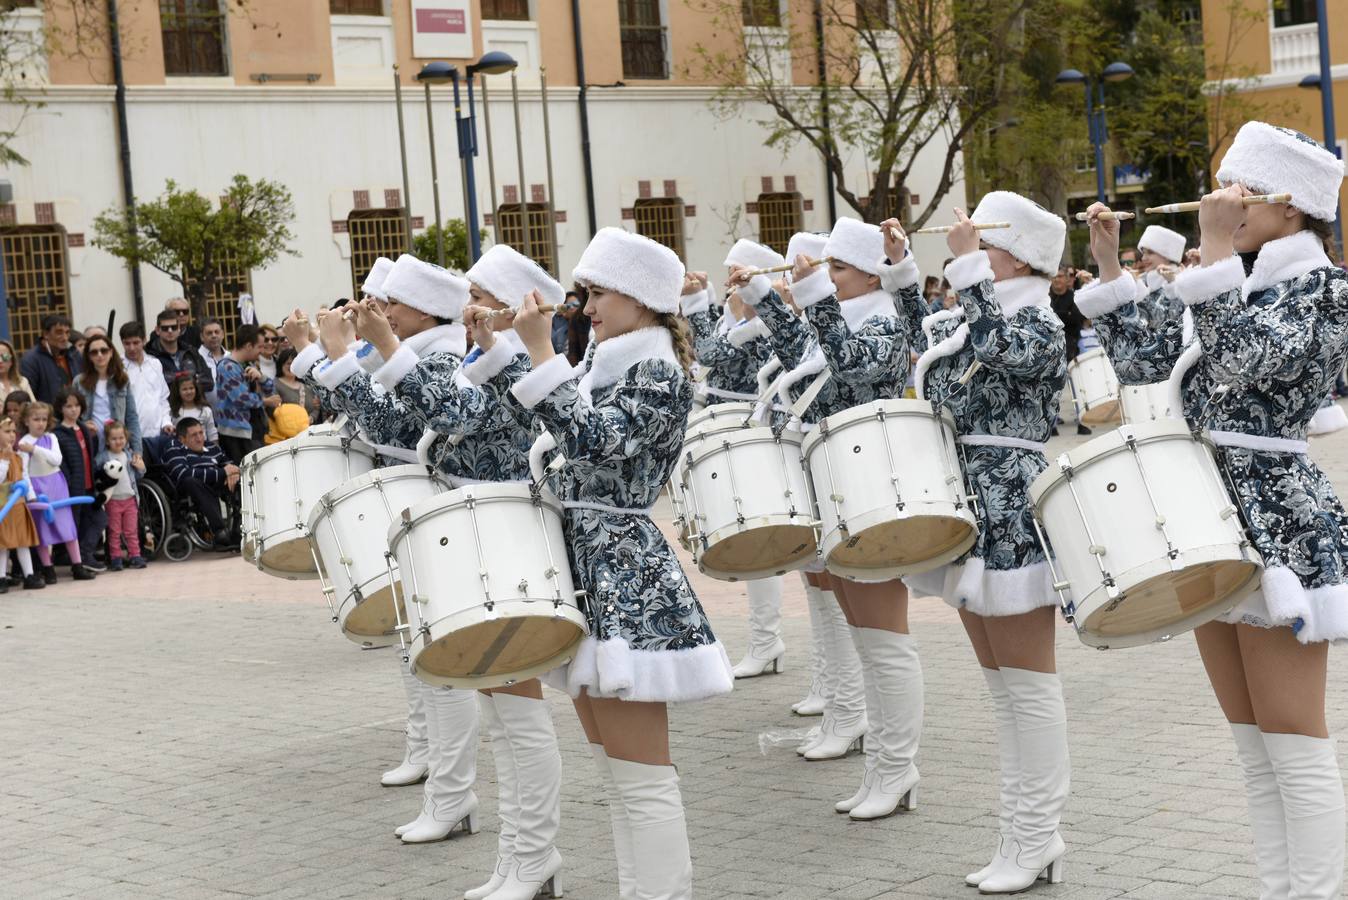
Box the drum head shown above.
[828,515,975,575]
[1082,559,1261,642]
[416,614,585,683]
[258,536,319,577]
[1081,399,1121,426]
[343,586,408,645]
[699,523,816,578]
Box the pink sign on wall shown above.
[411,0,473,58]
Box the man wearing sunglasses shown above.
[148,310,212,400]
[20,314,82,407]
[164,298,201,351]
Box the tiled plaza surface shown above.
[6,409,1348,899]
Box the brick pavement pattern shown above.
[6,415,1348,899]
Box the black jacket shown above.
[53,421,101,495]
[20,340,82,406]
[1050,288,1085,362]
[148,340,214,398]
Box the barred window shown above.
[756,192,803,255]
[329,0,384,13]
[619,0,668,79]
[348,208,408,299]
[1273,0,1316,27]
[633,198,685,261]
[186,250,252,346]
[482,0,529,19]
[160,0,228,76]
[856,0,894,30]
[0,226,70,353]
[496,203,556,276]
[741,0,781,27]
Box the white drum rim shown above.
[388,482,566,549]
[686,401,757,429]
[817,504,978,579]
[682,426,805,468]
[1068,347,1110,370]
[1029,419,1205,506]
[408,598,589,690]
[249,433,376,467]
[693,510,819,581]
[307,463,449,534]
[800,398,954,457]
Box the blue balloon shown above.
[0,480,28,524]
[30,492,95,524]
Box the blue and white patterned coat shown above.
[683,288,776,403]
[896,250,1067,617]
[1076,229,1348,643]
[469,326,734,703]
[1137,273,1185,331]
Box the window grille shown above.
[496,203,556,276]
[0,226,70,353]
[633,198,685,261]
[348,208,409,299]
[619,0,668,79]
[482,0,529,19]
[756,192,803,255]
[160,0,228,76]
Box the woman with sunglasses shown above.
[75,335,142,455]
[0,339,34,401]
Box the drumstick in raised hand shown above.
[911,221,1013,235]
[481,304,560,321]
[1072,211,1136,222]
[1144,193,1292,215]
[743,257,831,277]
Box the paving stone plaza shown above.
[6,419,1348,899]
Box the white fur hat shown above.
[381,253,469,320]
[972,191,1066,275]
[571,227,684,314]
[1137,225,1186,264]
[1216,121,1345,222]
[822,218,885,275]
[786,232,829,264]
[360,257,395,300]
[466,244,564,310]
[723,238,784,271]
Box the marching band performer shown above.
[1133,224,1187,330]
[464,226,734,900]
[730,218,924,816]
[1077,121,1348,900]
[891,192,1072,894]
[284,255,483,848]
[684,238,790,680]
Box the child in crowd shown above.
[0,416,40,590]
[4,391,28,426]
[96,420,145,570]
[54,388,106,574]
[170,373,218,443]
[20,401,94,583]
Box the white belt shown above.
[702,386,760,402]
[1209,430,1309,455]
[371,443,419,464]
[957,434,1048,453]
[445,474,529,489]
[561,500,655,517]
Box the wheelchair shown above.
[136,435,239,562]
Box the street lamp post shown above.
[1298,0,1342,250]
[419,52,518,266]
[1056,62,1134,204]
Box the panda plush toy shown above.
[93,458,124,510]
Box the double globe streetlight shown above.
[1056,62,1135,204]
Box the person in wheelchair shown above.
[161,417,238,550]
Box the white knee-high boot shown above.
[401,687,480,844]
[834,633,881,812]
[589,744,636,900]
[1263,731,1344,900]
[1231,724,1291,900]
[465,697,516,899]
[979,667,1068,894]
[383,653,430,786]
[486,693,562,900]
[733,577,785,678]
[609,758,693,900]
[847,629,921,820]
[792,577,829,716]
[966,668,1019,886]
[801,589,867,760]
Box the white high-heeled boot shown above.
[802,591,867,761]
[733,577,786,678]
[978,668,1068,894]
[382,654,430,787]
[609,758,693,900]
[484,693,563,900]
[465,696,516,900]
[792,578,829,716]
[834,646,880,813]
[588,744,635,900]
[401,687,480,844]
[966,668,1019,886]
[1231,724,1290,900]
[396,678,438,838]
[1262,731,1345,900]
[848,629,921,820]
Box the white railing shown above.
[1271,23,1319,75]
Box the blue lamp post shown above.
[1056,62,1135,203]
[1297,0,1342,250]
[419,51,518,265]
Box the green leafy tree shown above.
[411,220,484,273]
[92,175,298,322]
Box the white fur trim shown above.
[1075,273,1142,318]
[715,309,736,336]
[1166,340,1204,419]
[466,244,564,310]
[461,337,518,386]
[1175,255,1245,307]
[1137,225,1187,264]
[905,557,1057,618]
[360,256,395,301]
[822,217,885,275]
[554,636,735,703]
[1309,401,1348,437]
[738,274,773,307]
[382,254,470,320]
[511,354,577,409]
[878,253,920,293]
[371,344,420,393]
[944,250,995,292]
[572,227,685,314]
[913,308,968,400]
[578,325,677,398]
[838,290,897,333]
[1218,566,1348,644]
[790,266,838,309]
[1244,229,1333,298]
[774,345,827,414]
[727,315,771,348]
[355,342,386,374]
[723,238,784,271]
[403,322,467,359]
[292,343,326,380]
[314,352,362,390]
[786,231,829,267]
[971,191,1066,275]
[1217,121,1346,222]
[681,287,711,317]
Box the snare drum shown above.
[240,455,258,563]
[1030,419,1263,649]
[1120,382,1175,424]
[802,399,977,580]
[308,464,450,647]
[247,434,378,579]
[1069,349,1121,425]
[388,483,588,689]
[667,477,695,553]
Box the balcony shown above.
[621,26,669,80]
[330,13,395,86]
[744,26,791,85]
[1271,22,1319,75]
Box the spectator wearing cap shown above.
[20,314,82,407]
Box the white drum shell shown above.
[1068,349,1120,414]
[308,464,450,647]
[1120,382,1176,424]
[389,483,587,689]
[1030,420,1262,649]
[240,450,258,563]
